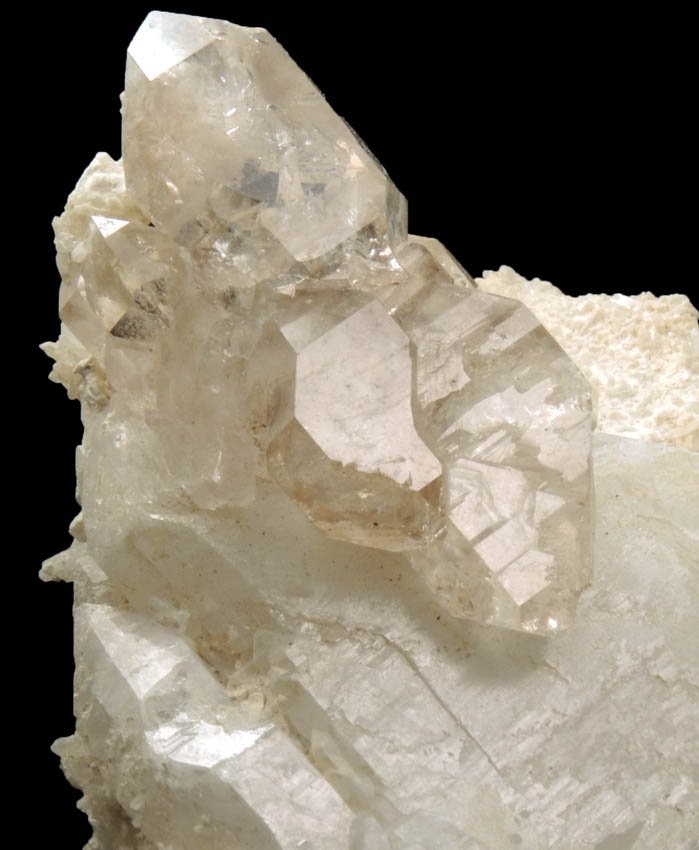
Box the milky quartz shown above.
[42,12,699,850]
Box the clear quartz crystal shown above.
[45,13,699,850]
[53,9,594,634]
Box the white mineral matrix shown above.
[42,11,699,850]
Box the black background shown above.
[26,5,692,846]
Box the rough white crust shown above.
[477,265,699,451]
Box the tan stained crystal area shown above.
[266,291,443,551]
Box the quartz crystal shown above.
[48,10,595,635]
[42,11,699,850]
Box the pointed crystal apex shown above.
[127,11,222,81]
[122,12,402,265]
[91,215,129,239]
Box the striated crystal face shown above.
[70,603,354,849]
[382,272,593,633]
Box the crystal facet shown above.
[123,12,400,264]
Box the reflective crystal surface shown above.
[123,12,403,264]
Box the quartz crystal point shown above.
[123,12,406,263]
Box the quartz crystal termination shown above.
[49,10,594,635]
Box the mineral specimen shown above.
[42,11,699,850]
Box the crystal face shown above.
[50,10,594,637]
[123,12,401,263]
[68,604,354,849]
[43,13,699,850]
[266,290,444,551]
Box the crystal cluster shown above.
[43,12,698,850]
[49,10,594,635]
